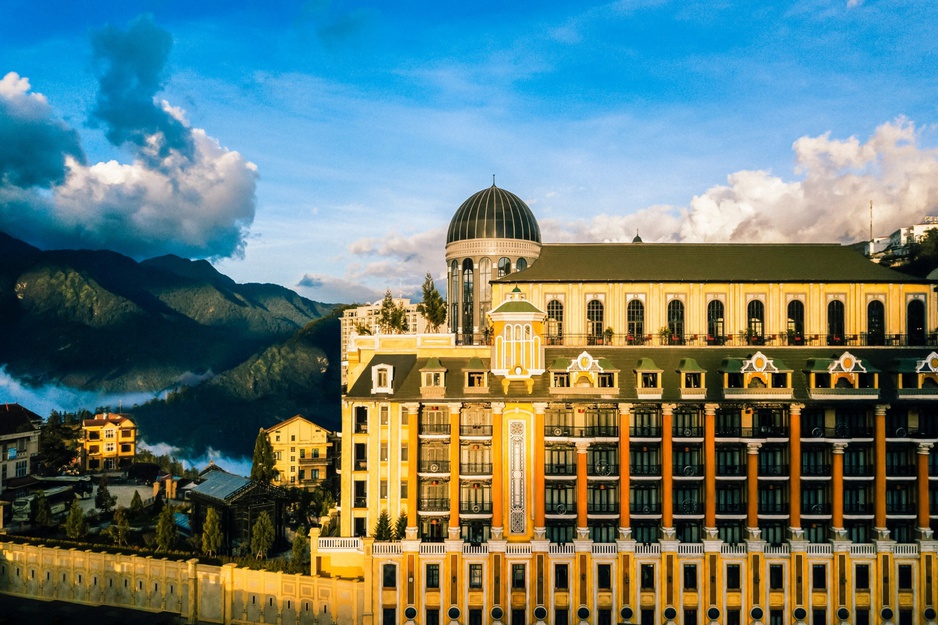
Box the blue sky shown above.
[2,0,938,303]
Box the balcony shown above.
[419,498,451,512]
[886,502,916,515]
[546,463,577,476]
[546,425,573,438]
[674,426,704,438]
[715,502,746,514]
[459,502,493,514]
[354,423,368,434]
[631,502,661,515]
[419,460,451,473]
[675,501,704,515]
[460,424,493,437]
[631,426,662,438]
[460,462,493,476]
[587,501,620,514]
[801,464,831,477]
[802,502,832,515]
[743,426,789,438]
[715,426,742,437]
[758,502,789,514]
[631,465,662,477]
[545,502,577,515]
[584,425,619,438]
[588,462,619,477]
[886,465,917,477]
[353,496,367,508]
[758,465,789,477]
[716,464,744,477]
[674,463,704,477]
[353,458,368,470]
[843,465,873,477]
[420,422,450,435]
[844,502,873,515]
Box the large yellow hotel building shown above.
[323,184,938,625]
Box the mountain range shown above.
[0,232,342,456]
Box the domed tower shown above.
[446,183,542,342]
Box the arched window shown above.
[497,257,511,277]
[747,300,764,343]
[478,257,492,309]
[908,299,926,346]
[449,260,459,333]
[867,300,885,346]
[587,300,605,344]
[827,300,845,345]
[516,258,527,271]
[461,259,474,343]
[547,300,564,344]
[627,299,645,344]
[787,300,805,345]
[707,300,725,345]
[667,299,684,343]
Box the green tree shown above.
[156,504,178,552]
[37,412,77,476]
[290,525,310,574]
[416,272,447,332]
[64,499,88,540]
[95,475,117,513]
[378,289,408,334]
[129,490,143,517]
[373,509,392,540]
[392,513,408,541]
[202,507,223,557]
[107,506,130,546]
[251,511,275,559]
[250,428,277,484]
[34,491,54,528]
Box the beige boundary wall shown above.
[0,541,369,625]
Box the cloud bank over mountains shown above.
[0,16,256,260]
[342,118,938,298]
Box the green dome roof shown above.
[446,185,541,245]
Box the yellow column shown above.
[405,403,420,539]
[576,441,590,538]
[534,403,548,539]
[662,404,675,535]
[789,403,803,536]
[704,403,717,534]
[491,402,505,539]
[448,402,462,537]
[832,442,847,535]
[619,403,632,536]
[918,443,934,538]
[874,404,889,537]
[747,442,761,536]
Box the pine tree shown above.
[290,525,309,573]
[392,513,408,541]
[34,491,54,528]
[202,507,223,557]
[64,499,88,540]
[416,272,447,332]
[107,506,129,546]
[38,412,77,476]
[95,475,117,513]
[251,511,275,559]
[373,509,392,541]
[156,504,178,552]
[250,428,277,484]
[378,290,408,334]
[129,490,143,517]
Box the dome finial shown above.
[492,174,496,187]
[632,229,643,243]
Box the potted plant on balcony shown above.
[658,326,672,345]
[603,327,615,345]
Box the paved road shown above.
[78,483,163,514]
[0,594,181,624]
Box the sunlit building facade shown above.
[324,185,938,625]
[80,412,136,472]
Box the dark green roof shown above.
[677,358,705,372]
[490,299,543,314]
[494,243,928,284]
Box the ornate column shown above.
[447,402,462,538]
[403,402,421,540]
[831,442,847,540]
[491,402,505,539]
[704,403,718,538]
[747,442,762,539]
[533,402,549,540]
[661,403,675,539]
[618,403,632,539]
[874,404,889,539]
[576,440,591,539]
[789,403,803,538]
[918,443,934,540]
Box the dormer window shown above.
[467,372,486,387]
[553,372,570,388]
[635,358,663,399]
[372,364,394,394]
[685,373,701,388]
[462,357,489,394]
[641,373,658,388]
[420,358,447,398]
[598,373,615,388]
[423,372,444,387]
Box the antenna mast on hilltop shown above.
[869,200,874,242]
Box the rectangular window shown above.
[555,564,569,589]
[641,564,655,590]
[380,480,388,499]
[726,564,741,590]
[597,564,611,590]
[769,610,784,625]
[683,564,697,590]
[512,564,525,589]
[380,405,389,425]
[812,609,826,625]
[683,609,697,625]
[553,372,570,388]
[898,564,913,590]
[598,609,612,625]
[598,373,615,388]
[468,372,485,387]
[299,470,305,480]
[382,608,396,625]
[401,443,408,461]
[769,564,784,590]
[426,609,440,625]
[469,563,483,588]
[15,460,27,477]
[382,563,396,588]
[104,442,115,453]
[855,610,869,625]
[426,564,440,589]
[104,429,115,439]
[300,448,306,458]
[727,609,740,625]
[555,609,569,625]
[400,481,408,499]
[468,609,482,625]
[310,469,318,479]
[855,564,869,589]
[812,564,826,590]
[380,443,388,461]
